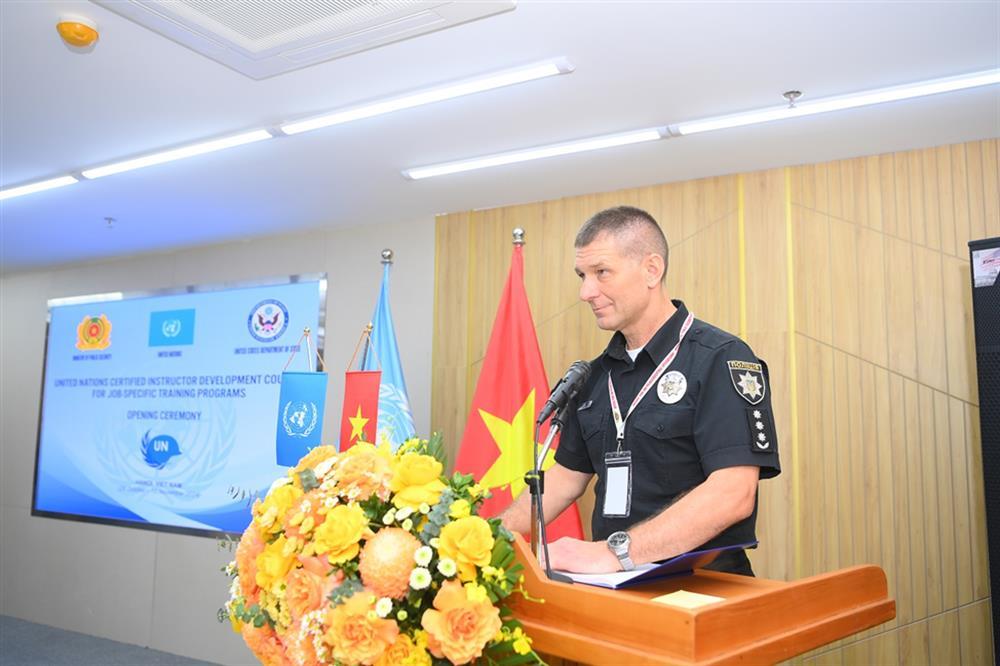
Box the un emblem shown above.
[161,319,182,338]
[282,401,318,438]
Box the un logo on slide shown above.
[248,299,289,342]
[282,401,318,438]
[161,319,182,338]
[141,431,182,469]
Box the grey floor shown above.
[0,615,222,665]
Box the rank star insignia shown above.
[727,360,766,405]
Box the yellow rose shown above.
[421,579,501,665]
[255,535,298,593]
[448,499,471,519]
[313,503,368,564]
[391,453,446,510]
[324,590,399,665]
[254,483,303,534]
[437,516,494,581]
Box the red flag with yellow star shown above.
[339,370,380,450]
[455,243,584,540]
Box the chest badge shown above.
[657,371,687,404]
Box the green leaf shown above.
[298,468,319,492]
[496,651,544,666]
[426,432,448,467]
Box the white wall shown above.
[0,217,436,664]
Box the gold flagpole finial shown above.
[512,228,525,246]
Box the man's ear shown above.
[644,253,665,288]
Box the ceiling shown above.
[1,1,998,273]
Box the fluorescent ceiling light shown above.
[48,292,124,308]
[674,68,1000,135]
[0,175,78,201]
[81,130,272,179]
[403,128,665,180]
[281,58,574,135]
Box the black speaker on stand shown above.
[969,236,1000,649]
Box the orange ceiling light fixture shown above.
[57,15,99,48]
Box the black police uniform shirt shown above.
[554,300,781,556]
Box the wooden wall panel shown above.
[432,140,995,665]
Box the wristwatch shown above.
[606,531,635,571]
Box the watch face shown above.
[608,531,629,548]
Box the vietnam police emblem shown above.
[727,360,766,405]
[657,371,687,404]
[282,400,318,438]
[76,314,112,351]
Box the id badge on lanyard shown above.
[603,311,694,519]
[602,450,632,517]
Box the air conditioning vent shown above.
[93,0,516,79]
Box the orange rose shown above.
[376,634,432,666]
[286,568,331,621]
[235,523,265,600]
[421,579,501,664]
[241,624,293,666]
[437,516,494,581]
[324,590,399,665]
[286,626,322,666]
[295,445,339,474]
[334,443,393,501]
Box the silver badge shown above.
[657,371,687,404]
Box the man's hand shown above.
[545,537,621,574]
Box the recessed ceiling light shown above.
[81,130,272,179]
[0,175,79,201]
[280,58,574,135]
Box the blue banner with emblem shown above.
[361,261,415,451]
[275,371,328,466]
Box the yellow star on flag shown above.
[478,390,556,499]
[348,405,369,442]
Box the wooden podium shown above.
[508,536,895,665]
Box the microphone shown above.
[536,360,592,425]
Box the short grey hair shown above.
[575,206,669,282]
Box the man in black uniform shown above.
[500,206,780,576]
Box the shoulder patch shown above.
[728,360,766,405]
[746,407,775,453]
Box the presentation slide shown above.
[32,278,325,536]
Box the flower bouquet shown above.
[223,435,543,666]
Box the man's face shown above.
[574,232,652,335]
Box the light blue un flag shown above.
[361,262,415,450]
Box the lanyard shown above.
[608,311,694,451]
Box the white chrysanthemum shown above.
[396,507,414,521]
[401,518,414,532]
[409,567,432,590]
[437,558,457,577]
[375,597,393,618]
[323,496,338,508]
[419,503,431,515]
[429,537,441,549]
[229,577,240,596]
[382,510,396,525]
[414,546,433,567]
